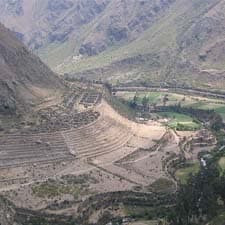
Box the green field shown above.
[117,91,225,121]
[175,163,200,184]
[116,91,182,106]
[32,182,82,198]
[196,104,225,121]
[158,111,200,130]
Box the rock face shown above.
[0,23,64,114]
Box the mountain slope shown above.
[0,0,175,66]
[1,0,225,90]
[62,0,225,89]
[0,23,64,114]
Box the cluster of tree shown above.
[129,93,171,110]
[129,94,150,110]
[169,161,225,225]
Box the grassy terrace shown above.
[32,181,83,199]
[175,163,200,184]
[149,178,175,194]
[32,175,95,199]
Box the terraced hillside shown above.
[63,116,132,158]
[0,132,72,167]
[0,99,152,168]
[0,89,219,224]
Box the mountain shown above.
[0,23,64,114]
[1,0,225,89]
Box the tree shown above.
[142,95,149,110]
[129,93,138,109]
[215,172,225,204]
[210,113,223,131]
[104,82,112,95]
[171,162,220,224]
[163,94,169,106]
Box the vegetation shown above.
[117,91,225,120]
[158,111,200,131]
[109,90,225,224]
[149,178,175,194]
[32,178,91,199]
[22,216,79,225]
[106,92,137,120]
[208,211,225,225]
[124,205,172,221]
[170,160,225,225]
[218,157,225,171]
[170,125,225,224]
[175,163,200,185]
[117,90,225,132]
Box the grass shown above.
[158,111,200,130]
[128,220,159,225]
[117,91,182,104]
[107,96,136,120]
[175,163,200,184]
[124,205,160,220]
[208,211,225,225]
[149,178,175,194]
[192,102,225,120]
[117,91,225,123]
[218,157,225,171]
[32,182,81,198]
[124,204,170,221]
[136,92,162,105]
